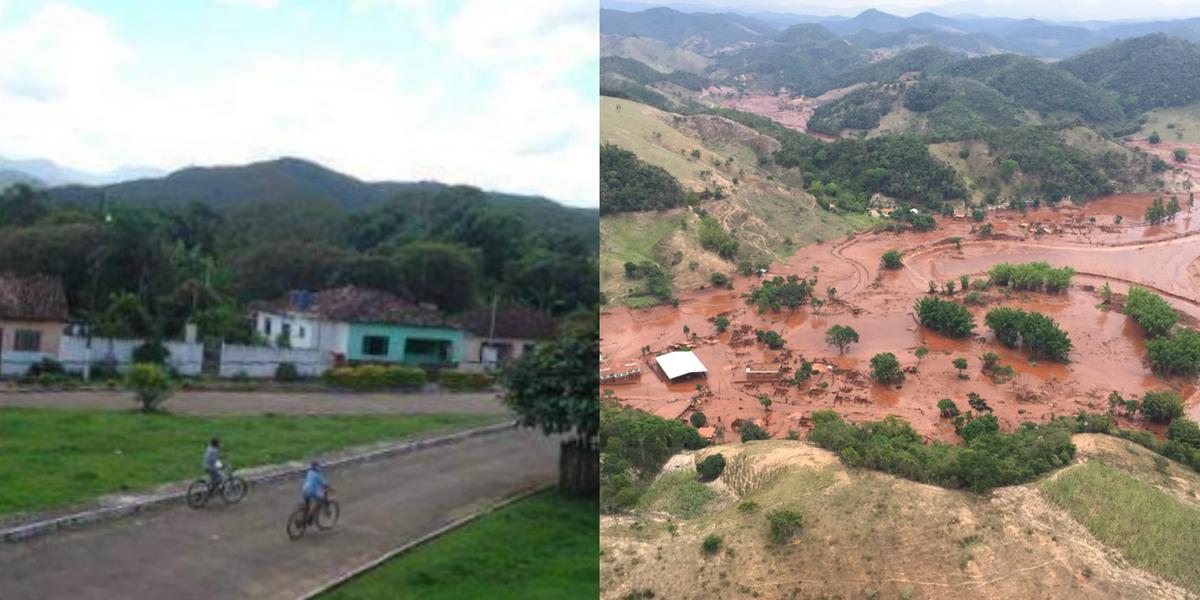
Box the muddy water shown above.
[602,198,1200,442]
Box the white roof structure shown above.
[655,351,708,380]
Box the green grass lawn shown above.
[0,407,499,515]
[320,490,598,600]
[1042,461,1200,593]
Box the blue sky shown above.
[0,0,599,206]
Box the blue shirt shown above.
[302,469,326,497]
[203,445,220,470]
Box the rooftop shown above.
[460,306,558,340]
[0,274,68,322]
[655,350,708,380]
[253,286,455,328]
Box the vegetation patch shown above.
[1043,461,1200,594]
[321,490,597,600]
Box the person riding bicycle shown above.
[203,437,223,491]
[302,461,332,523]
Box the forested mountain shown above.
[940,54,1125,123]
[0,159,598,342]
[715,24,870,95]
[45,157,597,243]
[1060,34,1200,112]
[599,7,777,55]
[600,144,685,214]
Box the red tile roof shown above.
[253,286,454,327]
[0,274,69,322]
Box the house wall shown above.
[254,311,321,350]
[461,334,537,369]
[218,343,329,378]
[0,320,65,376]
[346,323,464,365]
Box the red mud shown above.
[713,85,864,141]
[602,199,1200,443]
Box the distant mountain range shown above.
[600,6,1200,59]
[0,156,164,187]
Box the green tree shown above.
[696,454,726,481]
[870,352,903,384]
[1150,131,1162,144]
[881,249,903,269]
[825,325,859,354]
[392,240,480,312]
[1175,148,1189,163]
[740,421,770,442]
[914,297,976,338]
[690,411,708,427]
[502,319,599,496]
[953,357,969,377]
[714,316,730,333]
[1141,390,1184,424]
[937,398,959,418]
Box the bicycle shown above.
[186,461,248,508]
[286,490,340,540]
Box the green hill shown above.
[599,7,777,55]
[941,54,1125,123]
[1061,34,1200,113]
[715,24,871,95]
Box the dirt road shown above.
[0,390,506,416]
[0,427,558,600]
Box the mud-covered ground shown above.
[601,194,1200,442]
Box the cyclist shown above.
[302,461,332,523]
[203,437,223,492]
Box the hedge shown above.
[439,371,495,392]
[324,364,427,391]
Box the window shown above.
[298,326,306,339]
[362,335,390,356]
[281,322,292,338]
[14,330,41,352]
[405,339,451,363]
[264,317,272,336]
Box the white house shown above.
[252,290,348,353]
[459,306,558,370]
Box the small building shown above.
[745,362,782,381]
[460,306,557,370]
[655,350,708,381]
[0,274,69,376]
[250,286,463,366]
[600,361,643,385]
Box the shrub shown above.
[881,249,903,269]
[746,275,815,312]
[690,411,708,427]
[870,352,903,384]
[766,509,804,544]
[914,297,976,338]
[1141,390,1185,423]
[27,357,65,377]
[701,534,723,554]
[1146,328,1200,375]
[274,362,300,382]
[740,421,769,442]
[958,413,999,442]
[937,398,959,418]
[988,262,1074,292]
[714,316,730,333]
[324,364,427,391]
[755,329,786,349]
[738,500,760,512]
[132,341,170,366]
[1167,418,1200,449]
[711,272,729,286]
[696,453,727,481]
[126,363,173,413]
[1123,287,1178,338]
[439,370,494,391]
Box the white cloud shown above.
[0,2,598,206]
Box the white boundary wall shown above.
[56,336,203,376]
[218,343,329,378]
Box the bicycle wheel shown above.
[221,477,248,504]
[186,480,210,508]
[286,507,307,540]
[315,500,340,530]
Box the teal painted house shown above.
[346,323,463,365]
[251,286,463,367]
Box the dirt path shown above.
[0,390,507,416]
[0,427,558,600]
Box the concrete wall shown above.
[461,334,537,370]
[218,343,330,378]
[255,311,323,350]
[0,320,63,354]
[56,336,203,376]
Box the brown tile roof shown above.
[0,274,69,322]
[460,306,558,340]
[253,286,454,328]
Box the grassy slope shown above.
[600,96,865,304]
[0,408,498,515]
[601,437,1194,599]
[321,490,598,600]
[600,36,711,74]
[1137,103,1200,144]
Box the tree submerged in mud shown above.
[746,275,816,313]
[881,249,904,270]
[984,307,1073,363]
[914,297,976,338]
[870,352,904,384]
[825,325,859,354]
[988,262,1074,292]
